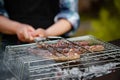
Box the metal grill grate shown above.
[3,35,120,80]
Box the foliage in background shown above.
[89,0,120,41]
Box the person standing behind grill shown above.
[0,0,80,49]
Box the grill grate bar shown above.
[27,49,120,71]
[28,57,120,75]
[29,62,120,80]
[27,56,120,73]
[33,75,69,80]
[34,38,67,57]
[52,36,94,53]
[80,49,120,61]
[4,35,120,80]
[65,39,94,53]
[28,63,120,76]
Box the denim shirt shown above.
[0,0,80,36]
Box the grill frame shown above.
[3,35,120,80]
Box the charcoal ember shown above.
[70,68,79,75]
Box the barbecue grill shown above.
[3,35,120,80]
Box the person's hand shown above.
[31,28,46,38]
[15,23,35,42]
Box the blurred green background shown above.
[74,0,120,41]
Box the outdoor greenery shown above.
[88,0,120,41]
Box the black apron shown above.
[1,0,60,49]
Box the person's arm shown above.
[0,0,17,34]
[0,16,36,42]
[0,1,36,42]
[45,0,80,37]
[45,19,71,36]
[0,16,21,34]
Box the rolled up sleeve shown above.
[54,0,80,36]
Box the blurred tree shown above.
[114,0,120,12]
[89,0,120,41]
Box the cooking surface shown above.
[0,36,120,80]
